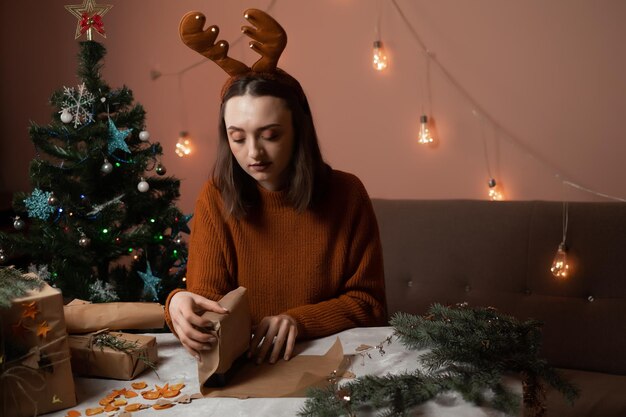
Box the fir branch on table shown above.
[0,266,44,308]
[300,303,579,417]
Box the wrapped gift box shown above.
[0,283,76,417]
[68,331,158,380]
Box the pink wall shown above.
[2,0,625,215]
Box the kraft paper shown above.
[64,300,164,334]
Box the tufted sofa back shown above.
[372,199,626,374]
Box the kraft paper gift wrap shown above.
[63,299,164,333]
[0,283,76,417]
[197,286,252,394]
[196,286,349,398]
[68,331,158,380]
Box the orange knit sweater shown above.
[165,170,387,339]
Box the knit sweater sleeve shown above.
[164,181,235,332]
[283,176,388,339]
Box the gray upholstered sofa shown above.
[372,199,626,417]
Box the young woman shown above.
[166,9,387,365]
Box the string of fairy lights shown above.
[150,0,625,279]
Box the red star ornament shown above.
[65,0,113,39]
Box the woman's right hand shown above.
[168,291,229,360]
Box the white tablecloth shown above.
[46,327,519,417]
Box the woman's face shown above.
[224,94,295,191]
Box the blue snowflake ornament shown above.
[107,118,132,154]
[24,188,56,220]
[138,261,161,301]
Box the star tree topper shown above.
[65,0,113,40]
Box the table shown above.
[47,327,520,417]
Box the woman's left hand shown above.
[249,314,298,364]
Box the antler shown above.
[241,8,287,73]
[179,11,250,77]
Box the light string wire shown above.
[389,0,624,202]
[561,201,569,245]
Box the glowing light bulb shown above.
[551,243,570,279]
[372,40,388,71]
[417,115,434,144]
[487,178,504,201]
[175,131,193,157]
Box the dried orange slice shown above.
[98,397,114,406]
[113,398,128,406]
[85,408,104,416]
[169,383,185,391]
[131,381,147,390]
[153,403,175,410]
[141,391,161,400]
[124,404,142,412]
[103,404,119,412]
[124,390,138,398]
[65,411,81,417]
[162,389,180,398]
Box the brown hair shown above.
[213,73,329,218]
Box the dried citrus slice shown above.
[65,411,81,417]
[113,398,128,406]
[124,390,138,398]
[103,404,119,412]
[124,403,142,412]
[169,383,185,391]
[131,381,147,390]
[153,403,175,410]
[141,391,161,400]
[162,389,180,398]
[85,408,104,416]
[98,397,114,406]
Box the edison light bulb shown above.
[551,243,570,279]
[372,41,388,71]
[175,131,193,157]
[488,178,504,201]
[418,115,434,144]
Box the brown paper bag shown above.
[63,300,164,333]
[0,283,76,417]
[197,286,251,393]
[68,331,158,380]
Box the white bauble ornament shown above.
[101,160,113,174]
[139,130,150,142]
[137,179,150,192]
[0,250,7,264]
[60,109,73,124]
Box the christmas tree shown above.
[0,13,188,303]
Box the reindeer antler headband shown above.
[180,8,300,101]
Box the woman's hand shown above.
[168,291,229,360]
[249,314,298,364]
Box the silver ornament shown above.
[101,160,113,174]
[137,179,150,192]
[60,109,73,124]
[139,130,150,142]
[78,236,91,247]
[0,250,7,264]
[13,217,25,230]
